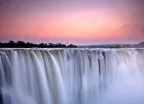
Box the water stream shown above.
[0,48,144,104]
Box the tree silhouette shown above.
[0,41,77,48]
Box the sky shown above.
[0,0,144,45]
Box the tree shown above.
[0,41,77,48]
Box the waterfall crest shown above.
[0,48,144,104]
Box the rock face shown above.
[0,89,3,104]
[1,48,144,104]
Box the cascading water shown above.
[0,48,144,104]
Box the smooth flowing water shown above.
[0,48,144,104]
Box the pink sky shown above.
[0,0,144,45]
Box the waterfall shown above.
[0,48,144,104]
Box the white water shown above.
[0,48,144,104]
